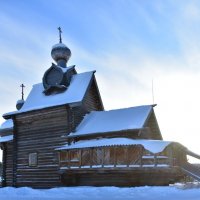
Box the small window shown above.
[29,152,38,167]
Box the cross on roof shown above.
[58,27,62,43]
[20,84,25,100]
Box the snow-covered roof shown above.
[57,138,172,154]
[69,105,153,137]
[52,43,68,49]
[0,135,13,143]
[4,71,94,117]
[0,119,13,130]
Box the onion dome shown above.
[51,27,71,68]
[16,99,25,110]
[51,43,71,67]
[16,83,25,110]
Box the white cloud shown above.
[1,1,200,159]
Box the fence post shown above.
[114,146,117,168]
[154,154,157,167]
[90,148,93,168]
[140,149,143,167]
[79,149,82,168]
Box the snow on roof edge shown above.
[0,119,13,130]
[67,128,143,138]
[0,135,13,143]
[3,100,81,118]
[3,71,95,118]
[56,138,172,154]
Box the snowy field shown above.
[0,185,200,200]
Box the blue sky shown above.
[1,0,200,158]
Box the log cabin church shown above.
[1,29,200,188]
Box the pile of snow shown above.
[0,186,200,200]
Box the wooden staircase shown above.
[180,149,200,181]
[181,163,200,181]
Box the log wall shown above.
[61,167,183,186]
[12,105,90,188]
[83,79,104,112]
[14,106,69,188]
[5,79,103,188]
[4,142,13,186]
[145,111,162,140]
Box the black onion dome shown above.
[16,99,25,110]
[51,43,71,63]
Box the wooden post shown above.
[79,149,82,168]
[168,147,174,166]
[58,152,61,167]
[102,148,105,168]
[126,146,129,167]
[140,149,143,167]
[114,146,117,167]
[154,154,157,167]
[68,151,71,169]
[90,148,93,168]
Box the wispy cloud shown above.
[1,0,200,155]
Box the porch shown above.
[57,138,186,186]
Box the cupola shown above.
[42,27,75,95]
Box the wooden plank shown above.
[79,150,82,168]
[10,105,89,188]
[90,148,93,168]
[154,154,157,167]
[102,148,105,168]
[114,147,116,168]
[61,166,184,187]
[125,146,129,167]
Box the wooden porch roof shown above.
[57,137,172,154]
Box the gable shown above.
[83,76,104,112]
[144,110,162,140]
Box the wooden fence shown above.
[59,145,171,169]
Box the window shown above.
[29,152,38,167]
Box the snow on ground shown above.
[0,185,200,200]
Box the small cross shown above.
[20,84,25,100]
[58,27,62,43]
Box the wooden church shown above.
[1,29,200,188]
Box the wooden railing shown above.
[59,145,171,169]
